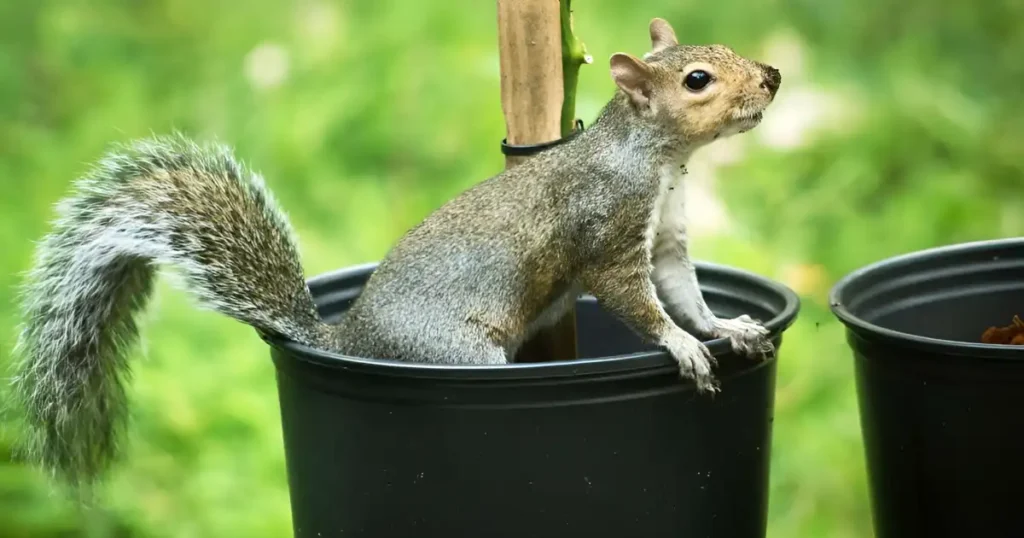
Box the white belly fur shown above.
[650,164,699,317]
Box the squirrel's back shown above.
[336,152,585,364]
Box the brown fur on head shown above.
[610,18,781,145]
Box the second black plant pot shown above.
[831,238,1024,537]
[266,262,800,538]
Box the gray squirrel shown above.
[8,18,781,491]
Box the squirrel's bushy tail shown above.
[8,134,332,491]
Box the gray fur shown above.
[8,18,782,492]
[8,134,333,491]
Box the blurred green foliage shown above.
[1,0,1021,536]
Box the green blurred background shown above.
[1,0,1021,536]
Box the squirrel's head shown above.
[610,18,781,146]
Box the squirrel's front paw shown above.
[665,332,719,393]
[711,314,774,360]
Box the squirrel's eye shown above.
[684,70,712,91]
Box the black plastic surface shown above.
[267,262,800,538]
[831,238,1024,537]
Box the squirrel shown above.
[8,18,781,492]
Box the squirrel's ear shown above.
[649,18,678,53]
[610,53,654,107]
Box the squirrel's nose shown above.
[760,64,781,97]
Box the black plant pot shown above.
[266,262,800,538]
[830,238,1024,538]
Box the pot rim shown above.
[830,237,1024,360]
[264,261,801,380]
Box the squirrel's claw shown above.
[712,314,775,361]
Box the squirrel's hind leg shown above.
[416,330,509,365]
[346,325,509,366]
